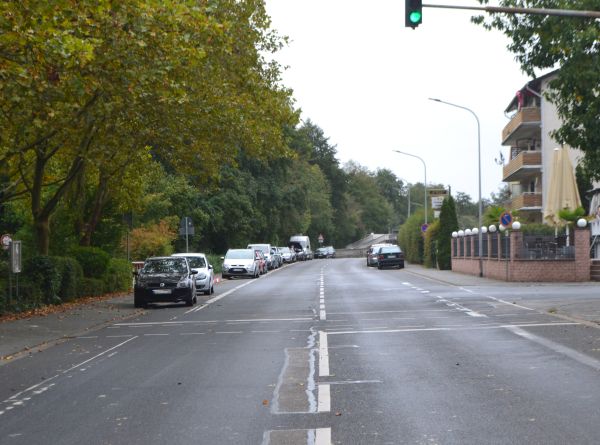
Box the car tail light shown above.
[378,255,384,260]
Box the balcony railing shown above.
[502,107,541,145]
[509,192,542,210]
[502,150,542,182]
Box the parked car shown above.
[222,249,260,279]
[376,245,405,269]
[367,243,394,267]
[279,246,295,263]
[314,247,329,259]
[172,253,214,295]
[247,243,274,269]
[290,235,312,261]
[133,256,198,308]
[270,247,283,268]
[254,250,268,275]
[325,246,336,258]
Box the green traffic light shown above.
[409,11,422,23]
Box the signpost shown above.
[179,217,195,252]
[318,234,324,245]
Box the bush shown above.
[78,277,106,298]
[70,246,111,277]
[398,209,426,264]
[53,257,84,302]
[423,220,440,269]
[521,223,556,236]
[23,255,62,305]
[103,258,133,293]
[206,253,224,274]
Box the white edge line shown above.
[488,296,534,311]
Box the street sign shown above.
[421,223,429,233]
[10,240,21,273]
[499,211,513,227]
[1,234,12,250]
[179,217,195,236]
[318,234,324,244]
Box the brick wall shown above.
[451,227,590,282]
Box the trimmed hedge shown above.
[103,258,133,293]
[54,257,84,302]
[78,277,106,298]
[70,246,111,277]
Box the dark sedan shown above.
[134,257,198,308]
[376,245,405,269]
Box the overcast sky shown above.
[264,0,538,200]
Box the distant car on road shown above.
[254,249,268,275]
[367,243,394,267]
[172,252,214,295]
[376,245,405,269]
[248,243,274,269]
[325,246,336,258]
[222,249,260,279]
[134,256,198,308]
[314,247,329,259]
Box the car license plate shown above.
[388,254,397,258]
[153,289,172,295]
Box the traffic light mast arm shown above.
[424,3,600,19]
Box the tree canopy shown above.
[473,0,600,178]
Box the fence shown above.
[451,227,590,282]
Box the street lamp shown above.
[429,98,483,277]
[393,150,427,225]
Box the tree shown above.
[437,195,459,270]
[473,0,600,178]
[0,0,296,254]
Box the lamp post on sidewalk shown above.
[393,150,427,225]
[429,98,483,277]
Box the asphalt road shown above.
[2,259,600,444]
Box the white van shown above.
[289,235,312,260]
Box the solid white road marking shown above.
[315,427,332,445]
[326,322,578,336]
[505,325,600,371]
[488,296,535,311]
[318,384,331,412]
[319,331,330,377]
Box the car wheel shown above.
[134,293,145,308]
[185,290,195,306]
[377,265,382,270]
[211,284,215,294]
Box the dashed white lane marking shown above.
[315,427,332,445]
[318,384,330,412]
[435,296,487,318]
[319,268,326,321]
[319,331,330,377]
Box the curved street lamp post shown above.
[393,150,427,225]
[429,98,483,277]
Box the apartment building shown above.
[500,70,585,223]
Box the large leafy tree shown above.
[473,0,600,178]
[0,0,296,254]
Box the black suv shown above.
[134,257,198,308]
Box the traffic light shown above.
[405,0,422,29]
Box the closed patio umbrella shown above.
[543,147,582,226]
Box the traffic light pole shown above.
[423,4,600,19]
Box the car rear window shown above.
[380,246,401,254]
[186,257,206,268]
[143,259,187,274]
[226,249,254,259]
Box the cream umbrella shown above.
[543,147,582,226]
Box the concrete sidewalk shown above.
[1,264,599,365]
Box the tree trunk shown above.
[80,174,110,246]
[34,216,51,256]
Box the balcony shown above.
[503,150,542,182]
[508,192,542,211]
[502,107,541,146]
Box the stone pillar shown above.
[574,227,590,281]
[510,229,522,261]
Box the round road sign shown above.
[1,234,12,250]
[499,212,513,227]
